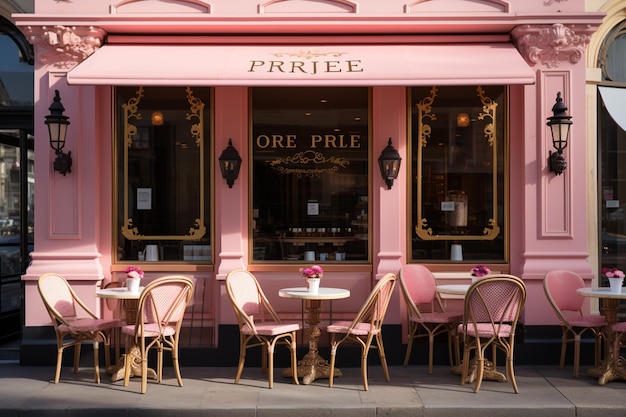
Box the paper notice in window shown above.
[137,188,152,210]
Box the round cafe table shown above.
[577,287,626,384]
[95,286,157,383]
[278,286,350,384]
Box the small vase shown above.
[126,276,141,293]
[608,277,624,293]
[307,278,320,294]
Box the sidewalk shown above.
[1,363,626,417]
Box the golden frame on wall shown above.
[120,86,207,241]
[415,86,501,241]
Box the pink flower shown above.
[300,265,323,278]
[603,267,625,278]
[125,266,144,278]
[470,265,490,278]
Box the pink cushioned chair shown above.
[399,265,462,374]
[37,273,120,384]
[543,270,606,377]
[122,275,195,393]
[459,274,526,393]
[326,272,397,391]
[226,269,301,389]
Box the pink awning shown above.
[67,43,534,86]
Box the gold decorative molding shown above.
[271,50,347,59]
[415,86,500,241]
[268,149,350,178]
[25,25,105,69]
[512,23,590,68]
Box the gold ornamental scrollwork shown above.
[268,149,350,178]
[120,87,206,241]
[415,86,500,241]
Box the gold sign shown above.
[248,50,363,75]
[255,134,361,149]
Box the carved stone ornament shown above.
[25,25,105,69]
[512,24,590,68]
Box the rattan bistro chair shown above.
[399,265,462,373]
[122,275,194,394]
[458,274,526,393]
[225,269,301,389]
[543,270,606,377]
[37,273,120,384]
[326,273,397,391]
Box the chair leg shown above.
[104,335,112,369]
[560,331,568,369]
[427,333,435,374]
[574,335,581,378]
[234,336,247,384]
[473,352,485,393]
[446,331,453,368]
[289,332,299,386]
[461,347,470,385]
[73,342,81,374]
[93,340,101,384]
[361,347,369,391]
[157,343,164,383]
[506,353,519,394]
[595,332,602,367]
[376,333,390,382]
[267,340,275,389]
[403,335,414,367]
[453,332,461,367]
[141,343,148,394]
[54,348,63,384]
[261,344,268,375]
[328,345,337,388]
[172,339,184,387]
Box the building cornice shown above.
[14,12,605,36]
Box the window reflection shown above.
[410,86,506,262]
[0,34,33,106]
[116,86,211,262]
[251,87,370,262]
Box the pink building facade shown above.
[13,0,605,364]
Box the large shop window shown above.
[251,87,370,263]
[115,86,212,263]
[410,86,506,263]
[598,20,626,282]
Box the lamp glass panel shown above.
[48,124,66,150]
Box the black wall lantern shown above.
[546,92,573,176]
[219,138,242,188]
[378,138,402,189]
[44,90,72,176]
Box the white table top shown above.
[436,284,470,296]
[577,287,626,299]
[95,287,143,299]
[278,287,350,300]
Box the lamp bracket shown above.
[548,150,566,175]
[54,150,72,176]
